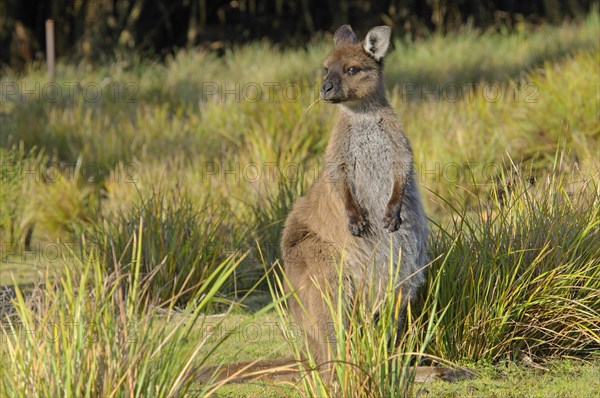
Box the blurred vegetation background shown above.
[1,0,598,69]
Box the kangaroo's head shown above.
[320,25,391,106]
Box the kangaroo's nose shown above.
[320,78,338,101]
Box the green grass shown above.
[1,12,599,397]
[1,227,249,396]
[421,358,600,398]
[424,171,600,362]
[88,188,249,306]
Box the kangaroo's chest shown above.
[347,120,394,214]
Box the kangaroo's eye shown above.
[323,67,329,74]
[347,67,359,75]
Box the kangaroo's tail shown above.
[195,357,307,383]
[195,358,476,385]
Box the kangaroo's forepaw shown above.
[348,213,369,237]
[383,205,402,232]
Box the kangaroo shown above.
[280,23,427,370]
[196,25,473,386]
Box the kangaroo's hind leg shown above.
[282,228,341,373]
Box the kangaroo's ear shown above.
[334,25,358,46]
[363,26,391,61]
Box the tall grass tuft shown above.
[0,145,100,243]
[0,222,245,397]
[424,165,600,362]
[0,144,45,247]
[88,189,245,306]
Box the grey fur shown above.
[363,26,392,61]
